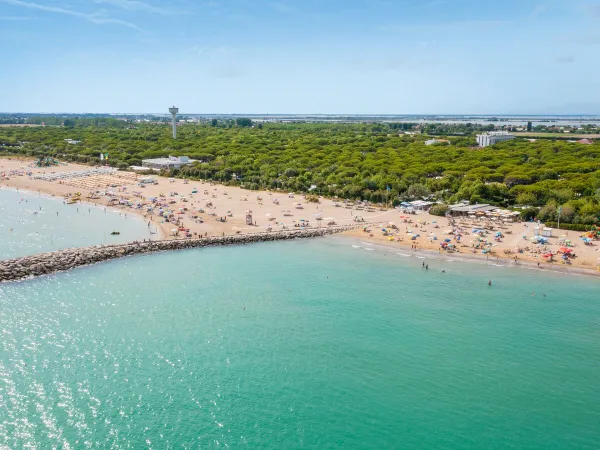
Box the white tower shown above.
[169,106,179,139]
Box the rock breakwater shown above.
[0,226,356,283]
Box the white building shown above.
[141,155,195,170]
[476,131,515,147]
[425,139,450,146]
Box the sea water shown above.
[0,236,598,448]
[0,188,154,258]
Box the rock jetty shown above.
[0,226,356,283]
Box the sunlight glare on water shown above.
[0,237,599,448]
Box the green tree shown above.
[406,183,430,200]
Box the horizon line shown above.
[2,112,600,117]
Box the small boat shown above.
[110,231,120,235]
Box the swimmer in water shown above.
[488,280,492,286]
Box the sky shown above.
[1,0,599,114]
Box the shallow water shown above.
[0,188,154,258]
[0,237,598,448]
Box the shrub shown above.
[544,222,596,231]
[520,207,538,221]
[429,204,449,216]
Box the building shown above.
[577,139,594,145]
[425,139,450,146]
[141,155,195,170]
[448,203,520,220]
[398,200,434,211]
[476,131,515,147]
[448,203,498,216]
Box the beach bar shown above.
[448,203,498,217]
[141,156,195,170]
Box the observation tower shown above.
[169,106,179,139]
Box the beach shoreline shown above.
[0,156,396,239]
[2,156,599,277]
[0,183,168,240]
[337,234,600,278]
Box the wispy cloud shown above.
[190,45,238,56]
[556,55,575,63]
[379,20,508,33]
[529,4,549,19]
[269,2,296,13]
[587,3,600,17]
[420,0,448,9]
[0,15,36,20]
[93,0,173,15]
[0,0,142,30]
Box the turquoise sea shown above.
[0,188,153,258]
[1,195,599,448]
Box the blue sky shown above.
[1,0,599,114]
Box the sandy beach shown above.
[1,156,599,275]
[0,157,393,240]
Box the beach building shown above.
[398,200,434,212]
[141,156,195,170]
[534,226,553,237]
[448,203,520,220]
[130,165,161,172]
[448,203,498,216]
[411,200,434,211]
[425,139,450,146]
[476,131,515,147]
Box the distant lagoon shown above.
[182,113,600,127]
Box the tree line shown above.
[1,122,598,225]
